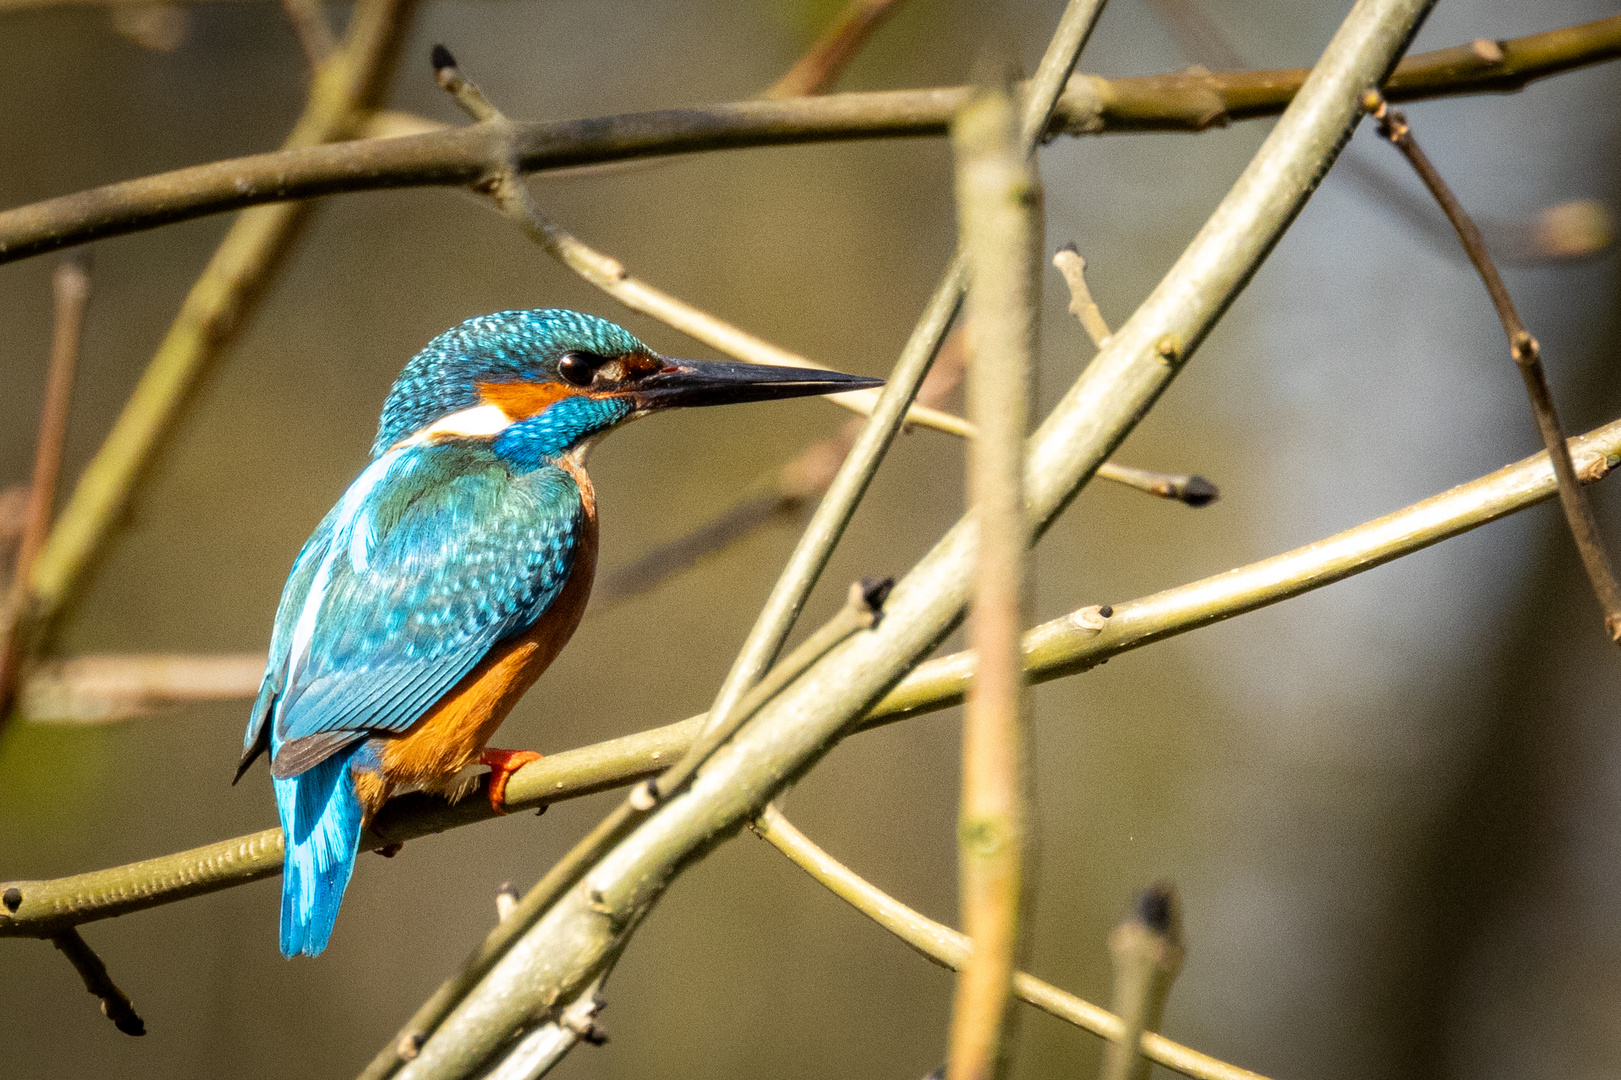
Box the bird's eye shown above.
[557,351,601,387]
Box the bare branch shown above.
[1053,244,1111,350]
[1364,89,1621,642]
[50,928,144,1036]
[948,76,1038,1080]
[281,0,337,69]
[752,807,1264,1080]
[2,16,1615,264]
[6,409,1617,940]
[0,255,90,732]
[764,0,909,99]
[1101,886,1185,1080]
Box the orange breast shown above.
[359,462,599,819]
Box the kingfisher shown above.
[235,309,879,957]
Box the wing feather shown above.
[260,442,581,777]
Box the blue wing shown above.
[245,441,582,780]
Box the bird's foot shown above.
[480,748,543,814]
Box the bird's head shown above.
[374,310,880,464]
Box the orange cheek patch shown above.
[478,379,578,420]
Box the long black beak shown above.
[631,358,883,410]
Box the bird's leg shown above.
[479,748,543,814]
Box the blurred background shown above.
[4,1,1621,1077]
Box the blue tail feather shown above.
[274,744,367,957]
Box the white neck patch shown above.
[398,404,513,447]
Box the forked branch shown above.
[1363,89,1621,642]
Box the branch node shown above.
[1070,605,1112,633]
[1471,37,1506,65]
[397,1032,425,1061]
[2,886,20,913]
[628,780,658,811]
[496,882,519,923]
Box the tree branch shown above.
[947,75,1039,1080]
[5,407,1615,940]
[0,255,90,728]
[751,807,1263,1080]
[49,927,145,1036]
[1,16,1613,265]
[1362,89,1621,642]
[763,0,909,100]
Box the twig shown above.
[2,16,1615,264]
[494,883,518,924]
[1101,885,1185,1080]
[751,807,1263,1080]
[50,928,144,1036]
[477,973,610,1080]
[10,399,1609,943]
[948,76,1039,1080]
[18,651,265,723]
[1053,244,1112,350]
[19,0,418,665]
[281,0,337,69]
[0,255,90,733]
[1363,89,1621,641]
[764,0,909,99]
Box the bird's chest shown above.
[374,464,598,797]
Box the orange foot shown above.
[479,748,543,815]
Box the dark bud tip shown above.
[860,577,895,623]
[399,1032,426,1060]
[1058,241,1079,255]
[924,1067,947,1080]
[110,1007,146,1037]
[2,886,19,912]
[431,44,457,73]
[498,881,519,901]
[582,1024,610,1046]
[1134,880,1180,938]
[1179,475,1219,507]
[1097,605,1113,619]
[535,803,548,817]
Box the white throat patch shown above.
[397,404,513,447]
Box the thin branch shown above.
[1363,89,1621,641]
[751,807,1264,1080]
[0,255,90,732]
[1053,244,1112,350]
[2,16,1616,264]
[1101,885,1185,1080]
[50,928,145,1036]
[6,407,1617,940]
[18,0,418,666]
[764,0,909,99]
[18,652,266,723]
[948,77,1038,1080]
[281,0,337,69]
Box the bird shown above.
[235,308,880,957]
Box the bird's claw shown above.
[480,748,543,814]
